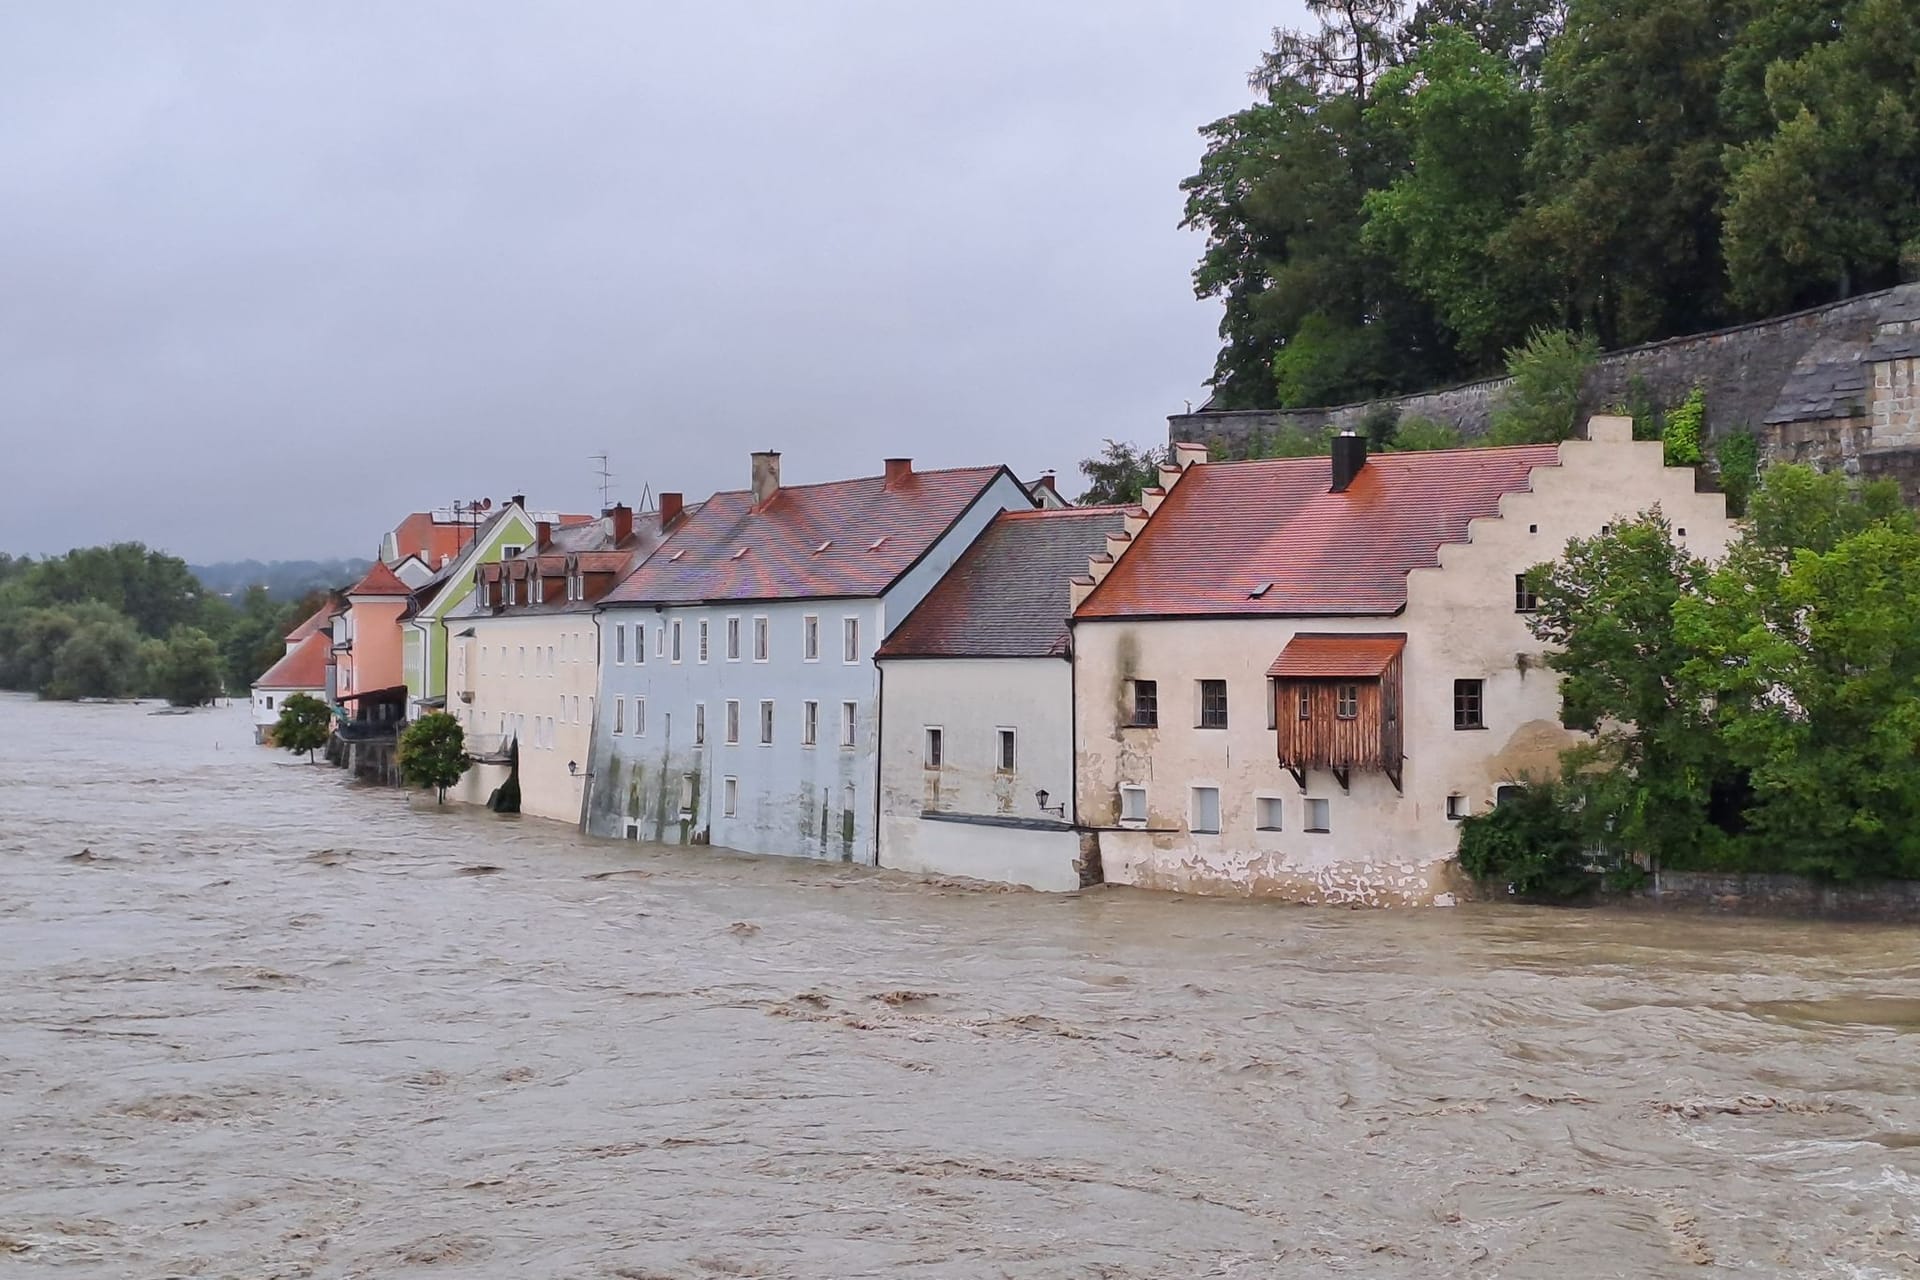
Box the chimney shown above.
[1036,471,1057,494]
[751,451,781,507]
[884,457,913,487]
[510,494,525,509]
[610,503,634,545]
[659,492,683,528]
[1331,430,1367,493]
[535,520,552,550]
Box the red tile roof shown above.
[1268,633,1406,678]
[603,466,1013,605]
[1076,445,1562,618]
[879,507,1129,658]
[253,631,330,691]
[282,597,336,642]
[346,561,411,597]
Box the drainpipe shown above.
[579,605,603,834]
[872,656,884,869]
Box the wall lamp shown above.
[1035,788,1065,818]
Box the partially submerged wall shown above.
[1636,870,1920,924]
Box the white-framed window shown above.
[1446,794,1468,821]
[455,646,466,681]
[557,695,566,726]
[726,616,741,661]
[803,615,819,662]
[723,776,738,818]
[655,624,664,657]
[841,701,857,748]
[1305,798,1331,833]
[996,728,1015,774]
[572,694,581,723]
[678,773,694,815]
[753,616,770,661]
[725,699,740,744]
[614,624,627,664]
[1190,785,1221,835]
[694,702,706,746]
[634,622,645,665]
[517,645,526,676]
[634,696,646,736]
[759,700,775,745]
[614,698,625,734]
[1256,796,1284,832]
[480,646,488,676]
[803,700,818,747]
[842,616,860,663]
[924,727,943,769]
[501,543,523,559]
[531,575,543,605]
[698,619,710,663]
[671,619,683,662]
[547,644,556,673]
[1119,785,1147,824]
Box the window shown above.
[753,616,769,661]
[803,615,819,661]
[996,728,1016,773]
[634,623,645,664]
[518,645,526,676]
[614,698,625,734]
[1453,678,1485,730]
[678,773,694,815]
[1335,683,1359,720]
[547,645,556,674]
[759,699,774,745]
[726,617,741,661]
[1190,785,1221,835]
[1198,679,1228,728]
[571,694,581,723]
[1515,572,1539,612]
[1131,679,1158,727]
[841,701,857,748]
[698,620,710,663]
[671,620,683,662]
[634,697,646,736]
[723,776,738,818]
[1305,798,1330,833]
[725,699,740,744]
[531,575,543,605]
[1496,784,1524,807]
[1119,785,1147,823]
[803,700,818,746]
[480,647,488,676]
[265,696,274,711]
[655,625,664,658]
[1297,688,1311,720]
[924,727,943,769]
[842,617,860,663]
[1446,794,1468,821]
[501,544,523,559]
[1257,796,1283,831]
[694,702,706,746]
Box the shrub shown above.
[1455,782,1595,900]
[398,712,470,803]
[1715,430,1760,517]
[1488,327,1598,445]
[1388,416,1464,450]
[1663,386,1706,468]
[1358,403,1402,450]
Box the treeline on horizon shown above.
[1188,0,1920,411]
[190,557,370,601]
[0,546,334,706]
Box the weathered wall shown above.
[1172,284,1919,458]
[446,611,596,824]
[1078,420,1736,906]
[1636,870,1920,923]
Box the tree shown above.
[1488,327,1598,444]
[1077,440,1166,506]
[44,609,144,701]
[1662,386,1706,467]
[147,627,225,707]
[398,712,470,803]
[274,692,333,763]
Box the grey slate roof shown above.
[877,506,1129,659]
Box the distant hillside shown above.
[190,558,371,601]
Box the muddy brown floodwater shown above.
[1,696,1917,1278]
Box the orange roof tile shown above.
[254,631,331,690]
[282,597,337,642]
[346,561,411,597]
[1268,633,1406,678]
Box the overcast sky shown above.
[0,3,1299,562]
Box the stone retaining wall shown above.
[1636,869,1920,923]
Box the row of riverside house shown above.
[256,416,1738,905]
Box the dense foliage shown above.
[1517,466,1920,883]
[398,712,470,803]
[0,543,333,701]
[1186,0,1920,410]
[1456,781,1594,899]
[274,692,334,762]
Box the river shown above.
[1,694,1916,1277]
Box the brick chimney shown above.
[609,503,634,545]
[1036,472,1057,494]
[659,492,683,528]
[535,520,552,549]
[751,451,781,507]
[510,493,525,509]
[1330,431,1367,493]
[884,457,913,487]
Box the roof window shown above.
[868,535,890,552]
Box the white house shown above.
[586,452,1033,862]
[249,598,335,744]
[875,506,1126,890]
[1069,418,1738,906]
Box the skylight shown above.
[730,547,749,560]
[1249,582,1274,598]
[868,535,890,552]
[813,540,832,554]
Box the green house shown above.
[401,503,543,716]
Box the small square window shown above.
[1257,796,1283,831]
[1305,798,1330,833]
[759,700,774,745]
[924,727,943,769]
[1446,794,1468,820]
[1496,784,1524,807]
[1119,785,1147,823]
[1454,678,1485,730]
[723,776,738,818]
[1515,572,1539,612]
[1297,687,1311,720]
[1335,683,1358,719]
[1131,679,1158,727]
[1190,785,1221,835]
[997,728,1016,773]
[1198,679,1228,728]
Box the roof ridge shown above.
[696,463,1003,501]
[1000,505,1129,518]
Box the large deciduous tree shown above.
[398,712,470,804]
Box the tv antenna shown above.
[591,453,615,511]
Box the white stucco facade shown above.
[1075,419,1737,905]
[446,611,602,824]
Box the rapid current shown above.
[1,695,1916,1277]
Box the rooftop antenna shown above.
[592,452,615,511]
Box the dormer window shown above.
[531,576,543,604]
[867,535,889,552]
[1271,633,1407,794]
[813,540,832,555]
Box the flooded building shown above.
[874,506,1125,890]
[1068,417,1737,905]
[585,452,1032,861]
[248,598,335,744]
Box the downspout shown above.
[872,656,884,869]
[580,606,603,833]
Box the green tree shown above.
[1662,386,1706,467]
[274,692,333,763]
[43,609,144,701]
[1714,430,1760,517]
[147,627,225,707]
[1077,440,1166,506]
[21,543,208,637]
[398,712,470,803]
[1488,327,1598,444]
